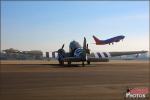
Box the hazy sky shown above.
[1,1,149,53]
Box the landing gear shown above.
[59,61,64,65]
[68,61,71,65]
[82,61,85,67]
[87,61,90,65]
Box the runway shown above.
[1,60,149,100]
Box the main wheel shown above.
[82,61,85,67]
[87,61,90,65]
[68,61,71,65]
[59,61,64,65]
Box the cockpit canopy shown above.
[69,40,81,52]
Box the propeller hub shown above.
[57,44,65,61]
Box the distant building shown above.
[0,48,43,60]
[22,50,43,60]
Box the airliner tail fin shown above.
[93,35,102,44]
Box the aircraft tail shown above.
[93,35,102,44]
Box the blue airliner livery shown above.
[93,35,125,45]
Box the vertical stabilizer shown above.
[93,35,102,44]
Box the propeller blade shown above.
[83,37,86,49]
[87,44,88,49]
[61,44,65,49]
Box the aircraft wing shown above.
[51,50,147,62]
[87,50,148,62]
[109,51,147,57]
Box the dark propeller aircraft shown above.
[51,37,147,66]
[52,37,90,66]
